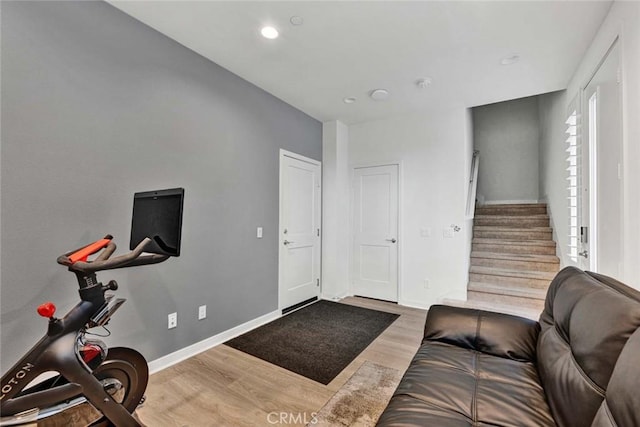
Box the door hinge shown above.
[316,278,320,287]
[317,228,320,237]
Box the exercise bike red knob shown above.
[37,302,56,319]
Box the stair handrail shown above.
[465,150,480,219]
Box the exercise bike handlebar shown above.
[57,236,169,273]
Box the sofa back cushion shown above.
[537,267,640,427]
[424,305,540,362]
[591,326,640,427]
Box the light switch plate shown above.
[257,227,263,238]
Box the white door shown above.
[582,40,623,276]
[279,151,321,311]
[352,164,399,301]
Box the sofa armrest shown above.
[424,305,541,362]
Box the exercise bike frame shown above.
[0,236,167,426]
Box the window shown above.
[565,110,578,262]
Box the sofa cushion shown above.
[537,267,640,427]
[590,326,640,427]
[424,305,540,362]
[377,341,555,426]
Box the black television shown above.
[130,188,184,256]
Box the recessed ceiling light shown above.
[416,78,432,89]
[500,54,520,65]
[261,26,279,39]
[343,97,356,104]
[370,89,389,101]
[290,16,304,26]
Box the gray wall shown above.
[473,96,540,203]
[0,1,321,369]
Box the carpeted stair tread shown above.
[472,239,557,256]
[469,266,557,280]
[476,203,547,209]
[468,277,550,292]
[471,255,559,272]
[441,298,541,320]
[475,204,548,216]
[474,215,550,228]
[471,251,560,263]
[468,282,547,300]
[466,291,545,310]
[472,238,556,247]
[474,228,553,241]
[469,271,551,289]
[475,214,549,219]
[473,226,553,232]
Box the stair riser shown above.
[472,243,557,255]
[475,207,547,216]
[467,291,545,310]
[474,217,549,228]
[471,257,560,272]
[474,230,553,240]
[469,272,551,289]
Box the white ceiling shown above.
[109,1,612,125]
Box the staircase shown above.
[447,203,560,319]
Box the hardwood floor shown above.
[136,297,427,426]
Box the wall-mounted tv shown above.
[130,188,184,256]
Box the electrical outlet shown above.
[168,312,177,329]
[198,305,207,320]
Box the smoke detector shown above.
[290,16,304,26]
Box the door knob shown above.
[284,240,295,245]
[578,250,588,258]
[386,238,397,243]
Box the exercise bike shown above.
[0,234,171,426]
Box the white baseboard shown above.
[147,309,281,374]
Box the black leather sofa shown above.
[377,267,640,427]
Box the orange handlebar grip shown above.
[68,238,112,263]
